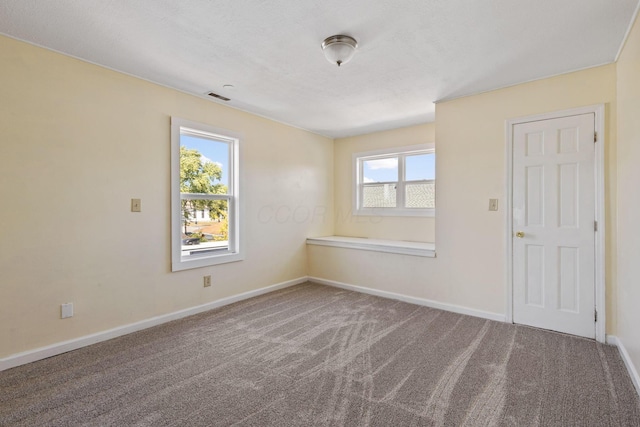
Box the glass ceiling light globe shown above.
[321,35,358,67]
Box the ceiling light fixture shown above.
[321,35,358,67]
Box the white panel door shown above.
[512,113,595,338]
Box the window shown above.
[171,117,242,271]
[353,144,435,217]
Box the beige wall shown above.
[333,123,436,242]
[0,36,333,358]
[437,64,618,330]
[311,64,618,323]
[616,14,640,378]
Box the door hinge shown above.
[594,221,598,232]
[595,309,598,322]
[594,132,597,143]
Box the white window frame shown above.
[353,143,435,217]
[171,117,243,271]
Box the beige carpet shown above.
[1,282,639,426]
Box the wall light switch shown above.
[131,198,141,212]
[61,303,74,319]
[489,199,499,211]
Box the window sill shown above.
[306,236,436,258]
[172,252,244,272]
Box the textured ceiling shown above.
[1,0,638,137]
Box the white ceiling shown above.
[1,0,638,138]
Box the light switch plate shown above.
[61,303,73,319]
[131,198,141,212]
[489,199,499,211]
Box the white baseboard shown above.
[0,276,307,372]
[309,276,506,323]
[606,335,640,396]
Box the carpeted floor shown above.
[1,282,639,426]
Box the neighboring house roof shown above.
[363,181,435,209]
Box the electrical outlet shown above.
[61,303,74,319]
[131,198,141,212]
[489,199,499,211]
[203,275,212,287]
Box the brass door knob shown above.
[515,231,525,238]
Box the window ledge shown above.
[306,236,436,258]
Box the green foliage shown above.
[188,231,206,242]
[214,218,229,242]
[180,146,228,226]
[180,146,224,194]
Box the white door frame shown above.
[505,104,606,343]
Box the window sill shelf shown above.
[306,236,436,258]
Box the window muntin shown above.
[171,118,242,271]
[354,144,435,216]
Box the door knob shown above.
[515,231,525,238]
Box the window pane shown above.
[405,182,435,208]
[406,153,435,181]
[180,133,229,195]
[363,184,397,207]
[181,199,229,258]
[363,157,398,183]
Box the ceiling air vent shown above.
[207,92,231,101]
